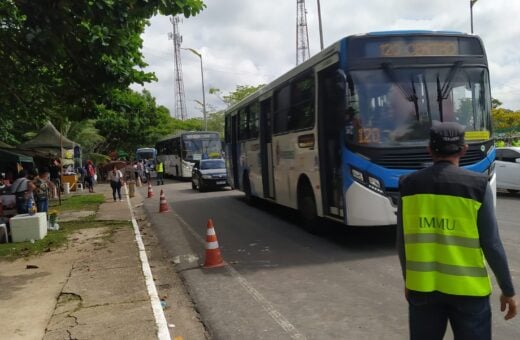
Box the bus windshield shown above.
[136,150,156,161]
[345,66,491,146]
[182,136,221,161]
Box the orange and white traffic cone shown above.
[203,219,225,268]
[147,182,154,198]
[158,189,170,213]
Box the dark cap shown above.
[430,122,466,155]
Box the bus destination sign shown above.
[352,36,484,59]
[380,40,458,57]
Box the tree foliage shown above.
[0,0,205,143]
[492,107,520,134]
[215,84,265,107]
[94,89,174,155]
[206,84,265,138]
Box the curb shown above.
[124,185,171,340]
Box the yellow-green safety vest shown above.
[402,193,491,296]
[155,162,164,173]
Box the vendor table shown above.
[61,174,78,191]
[10,212,47,242]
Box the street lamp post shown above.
[316,0,324,50]
[182,48,207,131]
[470,0,478,34]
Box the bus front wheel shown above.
[298,185,320,234]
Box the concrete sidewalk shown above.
[0,183,160,340]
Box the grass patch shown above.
[49,194,105,212]
[0,212,130,260]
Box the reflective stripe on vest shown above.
[402,193,491,296]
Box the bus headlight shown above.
[368,176,384,194]
[350,166,385,195]
[202,174,212,179]
[351,168,364,182]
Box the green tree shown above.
[210,84,265,107]
[206,84,264,138]
[95,89,175,155]
[64,119,106,161]
[492,98,503,110]
[0,0,205,143]
[492,107,520,134]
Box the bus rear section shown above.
[225,31,496,229]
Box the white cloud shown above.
[133,0,520,117]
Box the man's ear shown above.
[427,145,433,157]
[459,144,469,157]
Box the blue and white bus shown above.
[136,147,157,162]
[224,31,495,231]
[156,131,222,179]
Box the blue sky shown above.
[133,0,520,118]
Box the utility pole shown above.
[296,0,310,65]
[470,0,478,34]
[169,16,188,120]
[182,48,207,131]
[316,0,324,50]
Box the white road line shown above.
[172,212,307,340]
[124,185,171,340]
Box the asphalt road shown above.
[142,182,520,340]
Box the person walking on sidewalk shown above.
[397,122,517,340]
[107,166,124,202]
[85,160,96,193]
[33,167,55,214]
[155,160,164,185]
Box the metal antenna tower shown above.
[169,16,188,120]
[296,0,311,65]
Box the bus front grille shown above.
[372,147,486,170]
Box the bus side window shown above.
[290,73,315,130]
[273,85,291,134]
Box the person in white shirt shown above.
[107,166,124,202]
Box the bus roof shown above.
[364,30,464,36]
[225,30,482,114]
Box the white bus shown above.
[156,131,222,179]
[224,31,495,232]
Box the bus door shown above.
[260,98,275,198]
[229,114,240,188]
[317,66,345,218]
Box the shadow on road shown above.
[235,195,397,251]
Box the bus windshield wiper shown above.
[437,61,464,122]
[439,61,463,99]
[382,62,419,120]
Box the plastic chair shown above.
[0,223,8,243]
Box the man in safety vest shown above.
[397,122,517,339]
[155,161,164,186]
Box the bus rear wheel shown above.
[298,185,320,234]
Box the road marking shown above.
[172,212,307,340]
[124,185,171,340]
